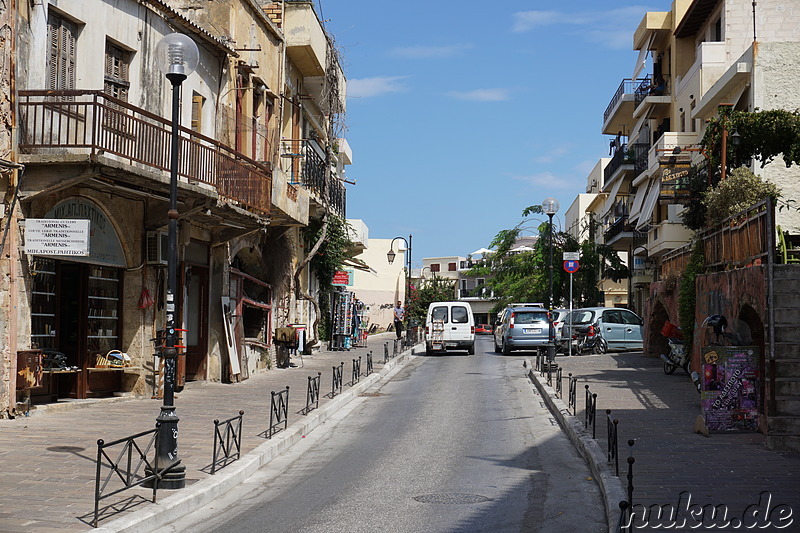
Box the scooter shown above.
[661,337,688,375]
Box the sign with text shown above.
[332,269,354,286]
[24,219,90,256]
[700,346,759,431]
[563,252,580,261]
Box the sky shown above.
[318,1,662,265]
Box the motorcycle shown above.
[659,321,701,392]
[574,323,608,355]
[659,321,688,374]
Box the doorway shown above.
[183,264,209,381]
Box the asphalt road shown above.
[166,337,606,532]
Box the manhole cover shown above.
[413,493,493,505]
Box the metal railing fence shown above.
[211,411,244,474]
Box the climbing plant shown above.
[677,239,705,353]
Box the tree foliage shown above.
[301,215,355,340]
[469,207,629,311]
[703,167,780,227]
[407,275,457,322]
[702,108,800,170]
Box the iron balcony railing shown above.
[281,138,346,217]
[605,216,647,243]
[604,78,649,125]
[634,75,670,108]
[18,90,271,214]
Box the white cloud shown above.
[512,6,656,49]
[347,76,410,98]
[390,44,472,59]
[446,88,511,102]
[534,145,570,164]
[511,172,572,188]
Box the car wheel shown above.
[502,340,511,356]
[425,342,433,356]
[592,338,608,354]
[468,342,475,355]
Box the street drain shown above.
[413,493,493,505]
[360,392,384,397]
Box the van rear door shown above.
[445,304,473,344]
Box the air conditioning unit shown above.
[146,231,168,265]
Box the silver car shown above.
[493,306,550,355]
[560,307,644,353]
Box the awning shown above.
[343,256,374,273]
[636,178,661,231]
[600,178,624,218]
[632,33,655,80]
[628,182,649,225]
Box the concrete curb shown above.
[525,360,626,533]
[95,345,419,533]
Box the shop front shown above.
[24,197,137,402]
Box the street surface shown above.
[166,336,606,532]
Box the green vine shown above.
[701,107,800,171]
[677,239,705,354]
[301,215,354,340]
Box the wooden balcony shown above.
[17,90,271,215]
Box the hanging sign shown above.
[563,252,580,261]
[24,219,90,256]
[563,260,580,273]
[332,269,354,286]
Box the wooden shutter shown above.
[47,14,77,91]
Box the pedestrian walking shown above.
[393,301,405,340]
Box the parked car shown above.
[560,307,644,353]
[475,324,492,335]
[425,302,475,355]
[550,309,568,349]
[493,306,550,355]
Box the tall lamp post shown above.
[387,235,412,310]
[542,197,560,362]
[151,33,199,489]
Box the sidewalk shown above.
[528,351,800,532]
[0,332,412,532]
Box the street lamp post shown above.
[151,33,199,489]
[387,235,412,310]
[542,198,560,363]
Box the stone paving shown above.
[549,351,800,531]
[3,340,799,532]
[0,332,404,532]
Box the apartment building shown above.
[600,0,800,312]
[1,0,351,416]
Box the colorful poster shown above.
[700,346,759,431]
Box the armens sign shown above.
[24,219,90,256]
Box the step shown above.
[773,397,800,416]
[774,378,800,396]
[767,416,800,435]
[772,264,800,280]
[772,307,800,326]
[766,435,800,452]
[773,324,800,343]
[773,359,800,377]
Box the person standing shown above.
[393,301,405,340]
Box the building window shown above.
[712,17,722,42]
[104,42,130,101]
[430,263,440,273]
[47,12,78,90]
[448,262,457,271]
[191,92,205,132]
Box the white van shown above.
[425,301,475,355]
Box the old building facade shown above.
[1,0,350,416]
